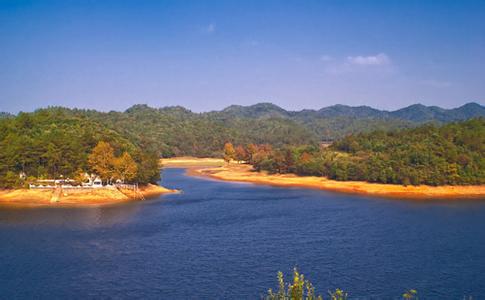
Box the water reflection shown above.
[0,202,144,229]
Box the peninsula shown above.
[0,184,176,208]
[190,164,485,199]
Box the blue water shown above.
[0,168,484,299]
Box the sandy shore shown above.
[190,164,485,199]
[161,157,225,168]
[0,184,177,208]
[121,184,178,199]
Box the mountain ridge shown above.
[1,102,483,157]
[121,101,484,122]
[202,101,485,123]
[4,102,482,120]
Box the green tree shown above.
[133,150,161,184]
[0,171,20,188]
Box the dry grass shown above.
[0,189,54,207]
[161,156,225,168]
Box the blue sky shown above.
[1,0,484,113]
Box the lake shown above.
[1,168,484,299]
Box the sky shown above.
[1,0,484,113]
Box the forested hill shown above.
[0,102,483,158]
[208,102,485,121]
[0,109,162,187]
[71,101,485,155]
[249,118,485,186]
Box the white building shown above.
[92,177,103,188]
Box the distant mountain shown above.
[315,104,386,118]
[125,104,193,116]
[212,103,290,119]
[390,104,444,122]
[118,101,485,152]
[209,102,484,123]
[445,102,485,121]
[1,102,483,157]
[388,102,485,123]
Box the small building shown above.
[92,177,103,188]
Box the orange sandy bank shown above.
[161,157,225,168]
[0,184,177,207]
[190,164,485,199]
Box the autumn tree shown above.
[246,143,258,164]
[88,141,115,183]
[223,142,236,163]
[114,152,138,183]
[235,145,248,163]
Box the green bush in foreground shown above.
[265,268,418,300]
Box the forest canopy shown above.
[0,109,160,188]
[0,103,483,188]
[229,118,485,186]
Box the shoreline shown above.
[189,164,485,200]
[0,184,178,208]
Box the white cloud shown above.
[347,53,390,66]
[324,53,393,74]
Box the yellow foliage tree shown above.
[223,142,236,163]
[88,141,115,182]
[114,152,138,183]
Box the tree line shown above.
[223,118,485,186]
